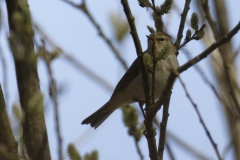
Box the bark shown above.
[5,0,51,159]
[0,84,19,160]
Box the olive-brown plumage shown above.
[82,32,179,129]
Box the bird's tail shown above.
[81,102,116,129]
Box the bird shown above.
[82,32,179,129]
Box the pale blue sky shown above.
[1,0,240,160]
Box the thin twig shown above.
[165,140,175,160]
[158,92,172,159]
[176,73,222,160]
[40,48,63,160]
[230,43,240,62]
[167,131,214,160]
[178,24,206,49]
[174,0,192,51]
[121,0,158,159]
[178,22,240,74]
[152,38,156,104]
[151,0,156,12]
[199,0,220,40]
[63,53,114,92]
[34,22,114,93]
[0,47,8,107]
[63,0,128,70]
[182,48,240,119]
[154,117,212,160]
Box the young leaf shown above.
[185,29,192,41]
[190,12,199,31]
[156,0,173,15]
[147,25,155,34]
[68,144,81,160]
[196,29,205,40]
[143,53,153,73]
[138,0,152,8]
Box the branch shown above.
[165,140,175,160]
[177,75,222,160]
[33,22,114,93]
[154,117,213,159]
[158,92,172,159]
[182,48,240,119]
[0,85,19,160]
[199,0,220,40]
[230,43,240,62]
[121,0,157,159]
[178,24,206,49]
[63,0,128,70]
[167,131,214,159]
[174,0,192,50]
[5,1,51,159]
[40,47,63,160]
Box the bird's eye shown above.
[157,37,165,41]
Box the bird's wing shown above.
[110,58,140,98]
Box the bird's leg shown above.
[134,99,146,118]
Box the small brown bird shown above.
[82,32,179,129]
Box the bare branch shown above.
[165,140,175,160]
[158,93,172,159]
[63,0,128,70]
[40,47,63,160]
[121,1,157,160]
[6,1,51,159]
[177,74,222,160]
[0,47,8,107]
[63,53,114,92]
[174,0,192,50]
[178,24,206,49]
[0,85,19,160]
[182,48,240,119]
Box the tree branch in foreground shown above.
[121,0,157,159]
[63,0,128,70]
[0,85,19,160]
[5,1,51,159]
[177,75,222,160]
[174,0,192,50]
